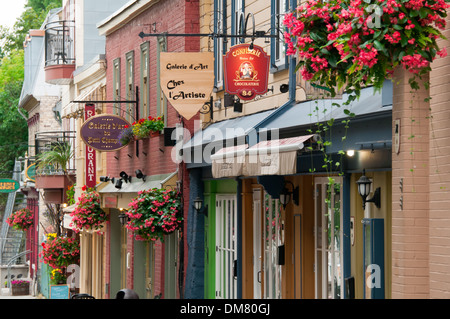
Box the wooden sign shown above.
[160,52,214,120]
[223,43,270,101]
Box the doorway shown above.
[215,194,237,299]
[314,177,344,299]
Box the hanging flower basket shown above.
[125,188,183,242]
[39,234,80,269]
[131,116,164,140]
[283,0,449,96]
[6,208,34,231]
[70,186,107,232]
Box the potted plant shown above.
[131,116,164,139]
[11,280,30,296]
[6,208,34,231]
[69,185,107,232]
[50,268,67,285]
[125,188,182,242]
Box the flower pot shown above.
[150,131,160,137]
[12,285,29,296]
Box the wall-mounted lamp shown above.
[356,169,381,210]
[135,169,146,182]
[119,171,132,183]
[346,150,355,157]
[193,196,208,216]
[279,181,299,210]
[118,208,129,227]
[115,178,123,189]
[100,176,110,182]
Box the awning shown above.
[97,172,175,209]
[244,135,314,176]
[210,135,314,177]
[211,144,248,178]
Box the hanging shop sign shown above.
[80,113,131,153]
[160,52,215,120]
[0,179,20,193]
[25,163,36,182]
[85,104,96,188]
[223,43,270,101]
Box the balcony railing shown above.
[45,20,75,67]
[34,131,76,176]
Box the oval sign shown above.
[80,114,132,152]
[0,179,20,193]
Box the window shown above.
[272,0,288,70]
[140,42,150,119]
[126,51,135,122]
[113,58,121,116]
[215,0,226,88]
[232,0,244,45]
[157,36,167,123]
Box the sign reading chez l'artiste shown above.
[160,52,214,120]
[80,114,131,152]
[223,43,270,101]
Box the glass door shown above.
[314,177,343,299]
[253,189,262,298]
[215,194,237,299]
[263,193,282,299]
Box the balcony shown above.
[34,131,76,204]
[44,20,75,85]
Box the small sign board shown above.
[80,114,131,152]
[223,43,270,101]
[160,52,215,120]
[50,284,70,299]
[0,179,20,193]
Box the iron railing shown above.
[45,20,75,67]
[34,131,77,176]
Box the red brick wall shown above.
[391,68,430,298]
[104,0,200,297]
[429,15,450,298]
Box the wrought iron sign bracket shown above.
[138,13,279,42]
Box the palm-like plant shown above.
[37,142,74,177]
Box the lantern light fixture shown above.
[118,208,129,227]
[279,181,299,210]
[193,196,208,216]
[356,169,381,210]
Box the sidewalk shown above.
[0,288,39,299]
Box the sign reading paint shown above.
[223,43,270,101]
[80,114,131,152]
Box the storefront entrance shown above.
[215,194,237,299]
[314,177,344,299]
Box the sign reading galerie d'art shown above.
[160,52,214,120]
[223,43,270,101]
[80,113,131,152]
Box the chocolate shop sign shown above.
[80,114,131,152]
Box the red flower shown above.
[81,185,87,191]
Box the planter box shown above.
[12,285,29,296]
